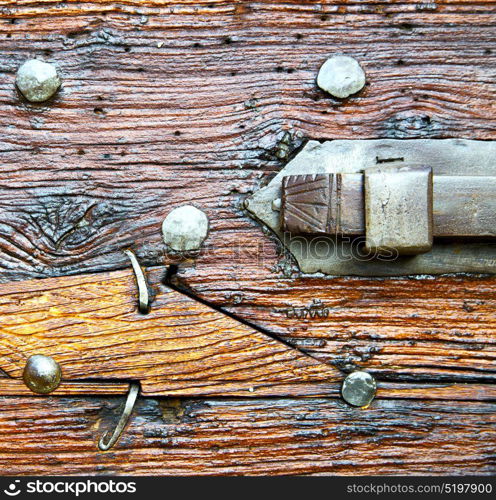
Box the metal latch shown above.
[281,165,496,256]
[245,139,496,276]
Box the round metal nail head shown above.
[16,59,61,103]
[23,354,62,394]
[162,205,209,251]
[317,55,366,98]
[341,371,376,407]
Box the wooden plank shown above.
[2,265,493,389]
[146,381,496,400]
[0,380,130,396]
[0,268,341,396]
[0,1,495,282]
[0,1,493,382]
[0,395,493,475]
[0,0,492,384]
[379,382,496,401]
[175,268,496,382]
[0,0,495,476]
[0,1,493,384]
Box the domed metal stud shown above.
[341,371,376,407]
[16,59,61,103]
[162,205,209,252]
[23,354,62,394]
[316,55,366,99]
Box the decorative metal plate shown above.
[245,139,496,276]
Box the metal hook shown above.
[124,249,150,314]
[98,383,140,451]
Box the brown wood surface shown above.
[0,267,341,396]
[1,1,496,283]
[0,380,130,396]
[0,395,494,476]
[0,0,494,476]
[176,270,496,383]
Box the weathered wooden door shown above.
[0,0,494,475]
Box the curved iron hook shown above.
[124,249,150,314]
[98,383,140,451]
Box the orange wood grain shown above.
[0,268,341,396]
[0,380,130,396]
[0,0,493,385]
[176,268,496,382]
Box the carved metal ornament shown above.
[245,139,496,276]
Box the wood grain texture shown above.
[0,0,495,476]
[0,1,495,282]
[0,267,341,396]
[0,0,494,384]
[0,395,494,476]
[175,269,496,383]
[0,380,130,396]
